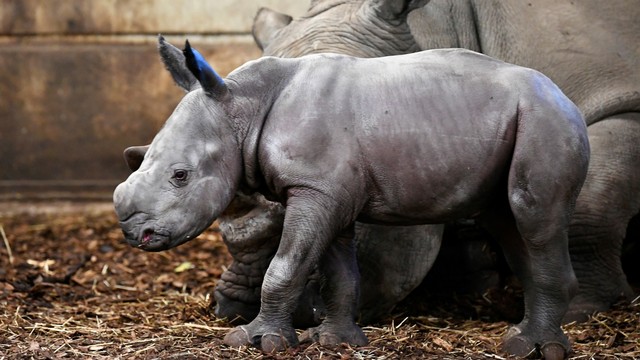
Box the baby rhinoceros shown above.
[113,39,589,359]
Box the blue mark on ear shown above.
[183,40,224,88]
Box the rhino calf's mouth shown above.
[134,228,172,251]
[140,229,155,247]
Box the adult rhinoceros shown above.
[114,38,589,357]
[244,0,640,323]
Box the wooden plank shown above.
[0,37,260,199]
[0,0,309,35]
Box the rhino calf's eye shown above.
[173,170,188,182]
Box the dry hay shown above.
[0,203,638,359]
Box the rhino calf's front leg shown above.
[300,226,368,346]
[224,193,354,352]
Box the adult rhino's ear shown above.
[369,0,431,19]
[183,40,228,99]
[252,7,292,50]
[123,145,149,172]
[158,35,199,92]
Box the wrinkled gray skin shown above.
[252,0,640,324]
[213,0,444,328]
[114,37,590,357]
[215,194,441,326]
[121,40,442,326]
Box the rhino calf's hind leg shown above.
[480,201,577,359]
[300,226,368,346]
[479,108,588,358]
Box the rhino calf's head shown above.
[113,38,243,252]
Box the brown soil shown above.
[0,202,638,359]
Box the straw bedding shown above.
[1,204,638,359]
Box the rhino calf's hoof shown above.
[502,333,536,358]
[299,322,369,347]
[224,325,299,353]
[260,333,292,353]
[562,307,595,324]
[501,326,569,359]
[223,326,251,347]
[541,342,569,360]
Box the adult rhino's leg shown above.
[356,223,443,324]
[565,114,640,323]
[214,193,283,323]
[300,225,368,346]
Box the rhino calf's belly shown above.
[358,131,515,225]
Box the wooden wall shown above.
[0,0,308,200]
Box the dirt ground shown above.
[0,202,638,359]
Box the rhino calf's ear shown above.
[123,145,149,172]
[252,7,293,50]
[370,0,431,19]
[158,35,199,92]
[183,40,228,99]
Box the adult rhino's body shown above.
[114,40,589,357]
[251,0,640,322]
